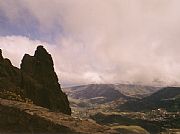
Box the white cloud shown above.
[0,36,38,66]
[1,1,180,86]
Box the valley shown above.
[63,84,180,134]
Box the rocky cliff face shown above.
[21,46,71,114]
[0,46,71,115]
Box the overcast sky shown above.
[1,0,180,87]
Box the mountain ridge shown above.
[63,84,160,102]
[118,86,180,112]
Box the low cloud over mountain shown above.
[1,1,180,86]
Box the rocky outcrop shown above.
[21,46,71,114]
[0,98,117,134]
[0,46,71,115]
[0,49,3,60]
[0,49,24,101]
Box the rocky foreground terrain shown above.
[0,98,117,134]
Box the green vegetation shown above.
[91,111,180,133]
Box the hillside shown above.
[63,84,160,106]
[64,84,160,99]
[0,98,117,134]
[90,111,180,133]
[114,84,161,98]
[119,87,180,112]
[64,84,129,104]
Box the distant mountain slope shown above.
[114,84,161,98]
[64,84,128,104]
[119,87,180,112]
[63,84,160,104]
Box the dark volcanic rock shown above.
[0,49,3,60]
[0,50,23,101]
[0,46,71,115]
[21,46,71,114]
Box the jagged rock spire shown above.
[34,45,52,61]
[21,45,71,115]
[0,46,71,115]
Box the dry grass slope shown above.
[111,125,150,134]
